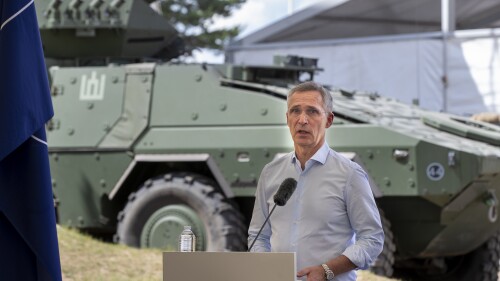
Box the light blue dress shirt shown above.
[248,142,384,281]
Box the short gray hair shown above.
[287,81,333,113]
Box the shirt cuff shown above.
[342,245,371,270]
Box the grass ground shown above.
[57,226,399,281]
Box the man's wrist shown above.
[321,263,334,280]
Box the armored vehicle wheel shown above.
[400,231,500,281]
[369,209,395,277]
[114,173,247,251]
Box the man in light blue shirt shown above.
[248,81,384,281]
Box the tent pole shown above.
[441,0,455,112]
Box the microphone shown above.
[248,178,297,252]
[273,177,298,206]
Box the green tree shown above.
[150,0,245,56]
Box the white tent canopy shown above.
[226,0,500,115]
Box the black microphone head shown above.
[273,178,298,206]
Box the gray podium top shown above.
[163,252,297,281]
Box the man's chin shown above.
[294,140,313,147]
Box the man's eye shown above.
[307,109,320,115]
[290,108,300,114]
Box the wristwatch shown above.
[321,263,334,280]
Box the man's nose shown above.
[298,112,308,124]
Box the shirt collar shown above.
[291,142,330,165]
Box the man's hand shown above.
[297,265,325,281]
[471,112,500,124]
[297,255,357,280]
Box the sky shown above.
[191,0,325,63]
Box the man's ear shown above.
[326,113,334,128]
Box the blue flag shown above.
[0,0,62,280]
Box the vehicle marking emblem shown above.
[79,71,106,100]
[426,162,444,181]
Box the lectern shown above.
[163,252,296,281]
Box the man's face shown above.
[286,90,333,151]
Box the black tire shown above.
[398,231,500,281]
[114,173,247,251]
[370,209,396,277]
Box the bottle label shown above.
[179,235,194,252]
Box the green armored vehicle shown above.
[37,0,500,280]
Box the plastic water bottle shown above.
[178,225,196,252]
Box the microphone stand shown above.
[248,203,277,252]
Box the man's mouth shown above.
[296,129,309,135]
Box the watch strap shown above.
[321,263,334,280]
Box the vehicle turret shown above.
[35,0,184,61]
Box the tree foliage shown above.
[150,0,245,55]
